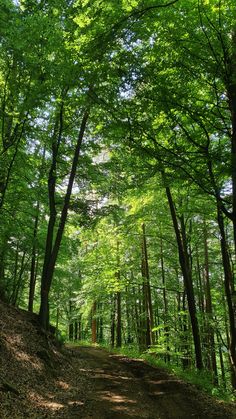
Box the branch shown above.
[127,0,180,20]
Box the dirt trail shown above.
[1,302,235,418]
[61,346,235,419]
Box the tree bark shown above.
[116,240,122,347]
[28,202,40,312]
[216,203,236,388]
[165,185,203,369]
[160,235,170,362]
[110,296,116,348]
[91,301,97,344]
[39,110,89,330]
[141,223,154,347]
[203,220,218,384]
[116,291,122,347]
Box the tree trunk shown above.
[116,291,122,347]
[110,296,116,348]
[160,235,170,362]
[99,314,103,342]
[165,185,203,369]
[116,240,122,347]
[203,220,218,385]
[28,202,39,312]
[216,203,236,388]
[69,300,74,341]
[74,321,78,341]
[227,28,236,262]
[125,287,132,344]
[39,110,89,330]
[218,331,227,389]
[92,301,97,344]
[141,223,154,347]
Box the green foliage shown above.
[1,0,236,395]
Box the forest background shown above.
[1,0,236,399]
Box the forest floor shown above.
[1,301,236,418]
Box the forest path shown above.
[60,345,234,419]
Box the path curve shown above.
[61,345,235,419]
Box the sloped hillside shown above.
[0,301,88,418]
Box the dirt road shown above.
[59,346,235,419]
[2,303,235,418]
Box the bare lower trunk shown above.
[39,110,89,330]
[165,185,203,369]
[216,204,236,388]
[141,223,154,347]
[203,220,218,385]
[92,301,97,344]
[28,202,39,312]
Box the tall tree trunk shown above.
[116,240,122,347]
[110,296,116,348]
[181,291,190,369]
[125,286,132,343]
[91,301,97,344]
[216,203,236,388]
[116,291,122,347]
[141,223,154,347]
[227,28,236,262]
[133,286,141,346]
[28,202,40,312]
[69,300,74,341]
[39,110,89,330]
[195,248,205,314]
[216,328,226,389]
[78,316,82,341]
[203,220,218,385]
[139,284,146,350]
[206,142,236,387]
[165,185,203,369]
[160,235,170,362]
[74,321,78,341]
[99,310,103,342]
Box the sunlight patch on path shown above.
[28,391,65,411]
[100,391,137,404]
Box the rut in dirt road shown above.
[63,346,236,419]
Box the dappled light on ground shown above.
[100,392,137,404]
[56,380,71,390]
[1,300,236,419]
[28,391,65,411]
